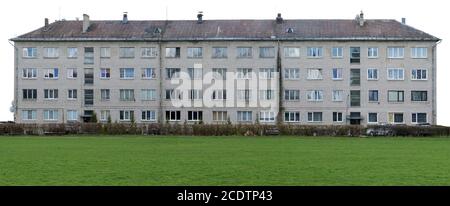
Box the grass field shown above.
[1,135,450,185]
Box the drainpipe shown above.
[276,40,283,125]
[431,39,442,125]
[8,40,19,122]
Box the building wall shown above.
[14,40,436,125]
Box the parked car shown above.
[366,126,395,136]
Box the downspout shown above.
[9,40,19,122]
[431,39,442,125]
[276,40,283,125]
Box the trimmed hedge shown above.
[0,123,449,137]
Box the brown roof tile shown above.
[12,19,439,41]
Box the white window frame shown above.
[237,111,252,122]
[141,89,156,101]
[284,111,300,123]
[212,68,227,80]
[307,47,323,58]
[67,68,77,79]
[412,113,428,124]
[307,90,324,102]
[259,47,275,58]
[332,112,344,123]
[100,110,110,121]
[100,68,111,79]
[367,113,378,124]
[212,111,228,122]
[237,47,252,58]
[187,111,203,121]
[100,47,111,58]
[284,47,300,58]
[368,47,379,58]
[166,110,181,121]
[368,90,379,102]
[101,89,111,101]
[67,110,78,121]
[332,68,343,80]
[284,89,300,101]
[259,68,275,79]
[284,68,300,80]
[411,47,428,59]
[307,112,323,123]
[237,90,252,101]
[141,47,157,58]
[387,47,404,59]
[367,68,378,80]
[44,89,58,100]
[332,90,344,102]
[189,89,203,100]
[187,68,203,80]
[44,68,59,79]
[387,68,404,80]
[22,110,37,121]
[119,47,135,58]
[307,68,323,80]
[142,68,156,79]
[43,110,59,121]
[120,68,135,79]
[67,47,78,58]
[119,110,134,121]
[388,90,405,102]
[120,89,135,101]
[331,47,343,58]
[187,47,203,58]
[259,90,274,100]
[388,112,404,124]
[44,47,59,58]
[212,47,228,58]
[67,89,77,100]
[237,68,253,79]
[411,69,427,80]
[259,111,275,122]
[22,68,37,79]
[141,110,157,121]
[22,47,37,58]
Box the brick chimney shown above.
[44,18,49,27]
[82,14,90,33]
[276,13,283,24]
[122,12,128,24]
[197,11,203,24]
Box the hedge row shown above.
[0,123,449,137]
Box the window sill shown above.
[22,57,37,59]
[21,78,38,80]
[141,56,157,59]
[411,79,428,81]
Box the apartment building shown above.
[10,12,440,125]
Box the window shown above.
[212,90,227,100]
[165,89,182,100]
[307,112,322,122]
[141,89,156,101]
[212,68,227,80]
[237,68,252,79]
[84,47,94,64]
[22,89,37,100]
[165,47,181,58]
[44,68,59,79]
[189,89,203,100]
[212,47,227,58]
[84,68,94,84]
[67,110,78,121]
[120,68,134,79]
[237,90,251,101]
[388,47,404,58]
[44,47,59,58]
[333,112,343,122]
[411,91,428,102]
[332,47,343,58]
[141,47,157,58]
[369,90,379,102]
[284,112,300,122]
[412,113,427,124]
[119,110,134,121]
[120,89,135,101]
[411,47,427,59]
[23,47,37,58]
[188,111,203,121]
[100,47,111,58]
[259,47,275,58]
[67,89,77,100]
[166,68,180,79]
[84,89,94,106]
[100,110,110,121]
[284,68,300,79]
[284,47,300,58]
[350,90,361,107]
[119,47,135,58]
[367,68,378,80]
[22,110,37,121]
[368,47,378,58]
[188,68,203,79]
[388,90,405,102]
[142,110,156,121]
[237,111,252,122]
[44,89,58,100]
[388,112,404,124]
[259,111,275,122]
[350,69,360,86]
[387,68,404,80]
[237,47,252,58]
[307,47,322,58]
[284,90,300,101]
[100,68,111,79]
[22,68,37,79]
[101,89,110,101]
[67,68,77,79]
[165,111,181,121]
[44,110,58,121]
[332,90,343,102]
[259,90,274,100]
[259,68,275,79]
[368,113,378,123]
[187,47,203,58]
[332,68,343,80]
[213,111,228,122]
[307,68,323,80]
[67,47,78,58]
[350,47,360,63]
[411,69,427,80]
[307,90,323,101]
[142,68,156,79]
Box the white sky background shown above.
[0,0,448,125]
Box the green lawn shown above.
[1,135,450,185]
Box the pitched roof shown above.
[11,19,439,42]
